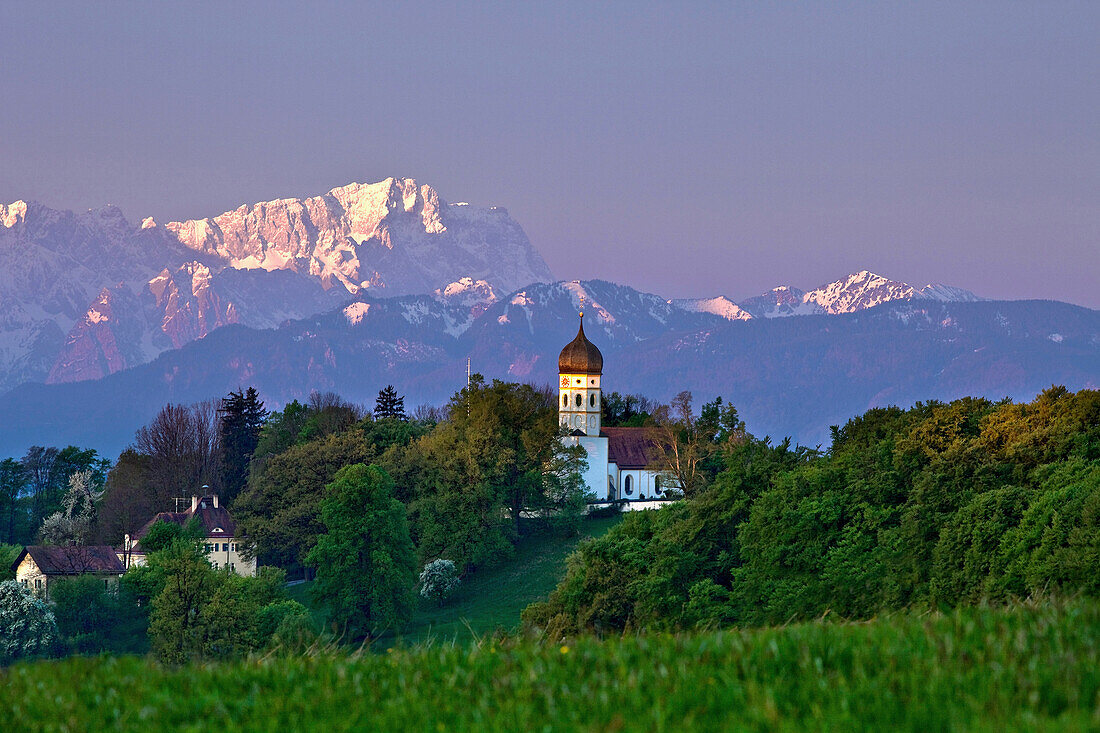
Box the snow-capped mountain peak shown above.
[672,296,752,321]
[803,270,918,314]
[734,271,982,319]
[433,276,499,319]
[917,282,985,303]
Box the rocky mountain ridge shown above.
[163,177,553,296]
[0,178,553,389]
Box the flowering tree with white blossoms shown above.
[39,470,102,546]
[419,559,460,607]
[0,580,58,663]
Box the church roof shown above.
[602,427,661,469]
[558,315,603,374]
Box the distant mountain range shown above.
[0,279,1095,458]
[0,180,1095,458]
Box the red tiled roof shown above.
[602,427,661,469]
[16,545,125,575]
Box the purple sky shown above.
[1,2,1097,306]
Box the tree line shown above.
[3,377,592,661]
[524,386,1100,636]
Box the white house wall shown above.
[203,540,258,576]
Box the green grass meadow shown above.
[4,598,1099,731]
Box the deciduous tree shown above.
[306,464,416,637]
[0,580,58,663]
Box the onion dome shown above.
[558,314,603,374]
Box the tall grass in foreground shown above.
[3,598,1099,732]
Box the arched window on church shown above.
[589,393,596,407]
[608,477,615,499]
[654,476,661,494]
[575,393,582,407]
[562,394,568,407]
[624,475,633,495]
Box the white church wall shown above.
[605,467,676,503]
[569,435,611,502]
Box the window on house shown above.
[222,543,229,552]
[625,475,633,495]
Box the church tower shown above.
[558,311,603,437]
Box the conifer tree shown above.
[219,387,268,504]
[375,385,407,421]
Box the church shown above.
[558,312,674,508]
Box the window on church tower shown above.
[562,394,568,407]
[589,394,596,407]
[575,393,582,407]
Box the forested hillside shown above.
[525,387,1100,635]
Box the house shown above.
[12,545,126,599]
[127,493,257,576]
[558,312,676,509]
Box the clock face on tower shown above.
[560,376,569,387]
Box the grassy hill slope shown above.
[288,514,625,646]
[5,598,1098,731]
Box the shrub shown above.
[419,559,460,607]
[257,599,312,643]
[587,501,626,519]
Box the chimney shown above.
[191,496,199,512]
[212,495,219,509]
